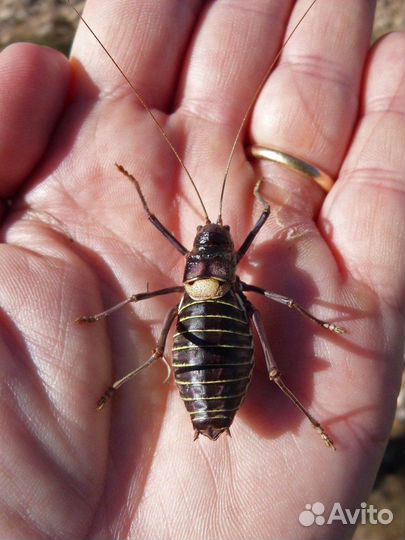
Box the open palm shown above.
[0,1,404,538]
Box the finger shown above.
[0,44,70,199]
[173,0,296,220]
[249,0,375,212]
[178,0,295,130]
[320,32,405,309]
[71,0,203,109]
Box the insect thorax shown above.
[183,223,236,300]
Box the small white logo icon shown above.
[299,502,325,526]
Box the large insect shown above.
[73,0,344,447]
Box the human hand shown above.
[0,1,403,538]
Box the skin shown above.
[0,0,404,538]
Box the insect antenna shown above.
[217,0,318,223]
[67,1,210,223]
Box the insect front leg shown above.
[241,282,344,334]
[236,178,270,263]
[76,285,183,323]
[115,163,189,255]
[248,304,335,450]
[97,305,178,409]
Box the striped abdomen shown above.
[172,289,254,440]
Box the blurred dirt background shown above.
[0,1,404,539]
[1,0,404,52]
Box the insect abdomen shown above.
[173,290,254,440]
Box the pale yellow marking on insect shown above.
[181,392,246,402]
[175,375,251,385]
[173,328,252,338]
[172,344,253,352]
[178,299,243,314]
[189,407,240,416]
[192,415,232,422]
[185,278,231,300]
[172,361,253,368]
[178,314,247,324]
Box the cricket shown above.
[71,0,345,447]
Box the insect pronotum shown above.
[71,0,344,447]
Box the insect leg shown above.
[236,179,270,262]
[115,163,188,255]
[97,305,178,409]
[76,285,183,323]
[241,282,344,334]
[249,305,335,450]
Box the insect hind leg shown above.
[97,305,178,409]
[249,305,335,450]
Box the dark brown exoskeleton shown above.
[73,0,343,447]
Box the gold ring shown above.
[247,145,334,193]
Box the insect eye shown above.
[224,225,230,230]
